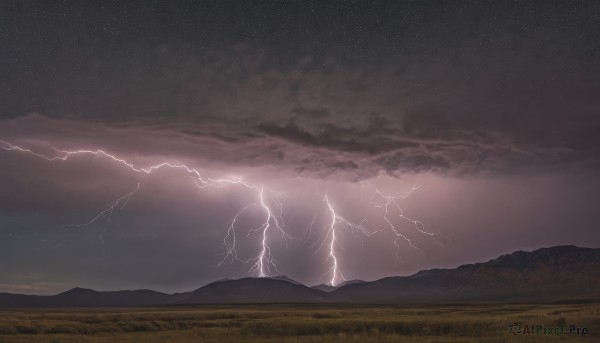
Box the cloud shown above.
[1,1,599,180]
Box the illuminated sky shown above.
[1,1,600,294]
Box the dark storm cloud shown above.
[2,1,600,179]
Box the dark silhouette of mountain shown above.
[311,284,337,292]
[55,288,171,307]
[174,277,326,304]
[338,279,366,287]
[0,287,170,308]
[311,279,365,292]
[1,246,598,307]
[266,275,305,286]
[330,245,600,303]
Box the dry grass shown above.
[0,302,598,342]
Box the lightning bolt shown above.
[67,181,142,250]
[0,139,291,277]
[318,194,380,286]
[247,186,293,277]
[303,212,317,243]
[1,139,445,282]
[371,185,445,259]
[218,202,255,267]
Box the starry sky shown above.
[1,1,600,294]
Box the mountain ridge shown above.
[1,245,598,307]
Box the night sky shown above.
[1,1,600,294]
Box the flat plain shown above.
[0,302,598,342]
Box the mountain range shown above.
[1,245,598,307]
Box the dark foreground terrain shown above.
[0,302,598,343]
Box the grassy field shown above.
[0,302,598,342]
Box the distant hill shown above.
[174,277,326,304]
[338,279,366,287]
[311,284,337,292]
[0,287,170,308]
[311,279,365,292]
[1,246,598,307]
[266,275,305,286]
[330,245,600,303]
